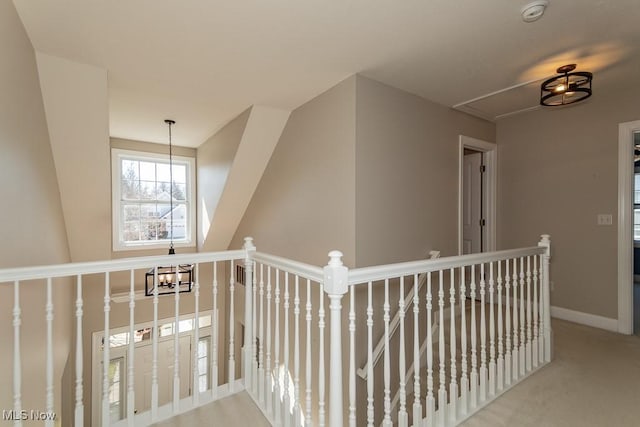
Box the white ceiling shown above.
[12,0,640,147]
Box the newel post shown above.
[324,250,348,427]
[538,234,552,363]
[243,237,256,387]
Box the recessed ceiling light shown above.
[521,0,549,22]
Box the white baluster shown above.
[383,279,392,427]
[533,256,540,368]
[173,266,181,409]
[426,272,435,427]
[128,270,136,424]
[512,258,519,381]
[519,258,525,376]
[283,272,290,427]
[274,269,281,424]
[259,264,266,405]
[505,260,512,387]
[349,285,356,427]
[489,262,496,397]
[193,264,200,406]
[398,277,408,427]
[449,269,457,422]
[75,275,84,427]
[460,267,468,416]
[367,281,374,427]
[152,268,159,419]
[229,260,236,393]
[539,235,552,363]
[324,251,347,427]
[497,261,504,392]
[294,275,301,427]
[253,262,259,394]
[243,238,256,390]
[526,256,533,372]
[13,281,22,427]
[469,266,478,410]
[318,282,326,427]
[212,262,219,399]
[479,264,487,402]
[45,278,54,427]
[437,271,447,427]
[266,266,273,415]
[305,278,312,426]
[413,273,423,424]
[102,274,111,426]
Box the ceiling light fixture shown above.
[521,0,549,22]
[145,119,194,296]
[540,64,593,107]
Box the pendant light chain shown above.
[166,119,176,255]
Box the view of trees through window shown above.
[120,157,189,243]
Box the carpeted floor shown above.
[461,318,640,427]
[152,391,270,427]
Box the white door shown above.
[134,335,192,414]
[463,151,483,254]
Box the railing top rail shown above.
[0,249,246,283]
[348,245,545,286]
[253,252,324,283]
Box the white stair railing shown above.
[344,235,552,427]
[357,250,440,380]
[1,235,551,427]
[0,247,249,427]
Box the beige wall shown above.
[198,109,250,250]
[355,75,495,266]
[497,85,640,320]
[0,1,73,424]
[37,52,112,263]
[231,76,357,267]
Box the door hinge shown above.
[480,165,486,173]
[480,219,486,227]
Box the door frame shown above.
[458,135,497,255]
[617,119,640,334]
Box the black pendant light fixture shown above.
[540,64,593,107]
[145,119,193,296]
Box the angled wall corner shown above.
[230,76,357,266]
[0,1,73,423]
[36,52,111,262]
[198,105,291,251]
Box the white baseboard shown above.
[551,305,618,332]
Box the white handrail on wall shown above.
[357,250,440,380]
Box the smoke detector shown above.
[521,0,549,22]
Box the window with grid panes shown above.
[111,149,195,251]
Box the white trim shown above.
[458,135,497,255]
[111,148,197,252]
[91,310,213,427]
[551,306,618,333]
[617,120,640,334]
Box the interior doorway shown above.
[617,119,640,334]
[462,149,484,254]
[458,135,497,255]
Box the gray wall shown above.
[0,1,73,422]
[497,84,640,320]
[355,75,495,266]
[231,76,357,266]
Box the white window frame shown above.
[111,148,196,251]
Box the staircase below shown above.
[151,391,270,427]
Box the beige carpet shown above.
[461,318,640,427]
